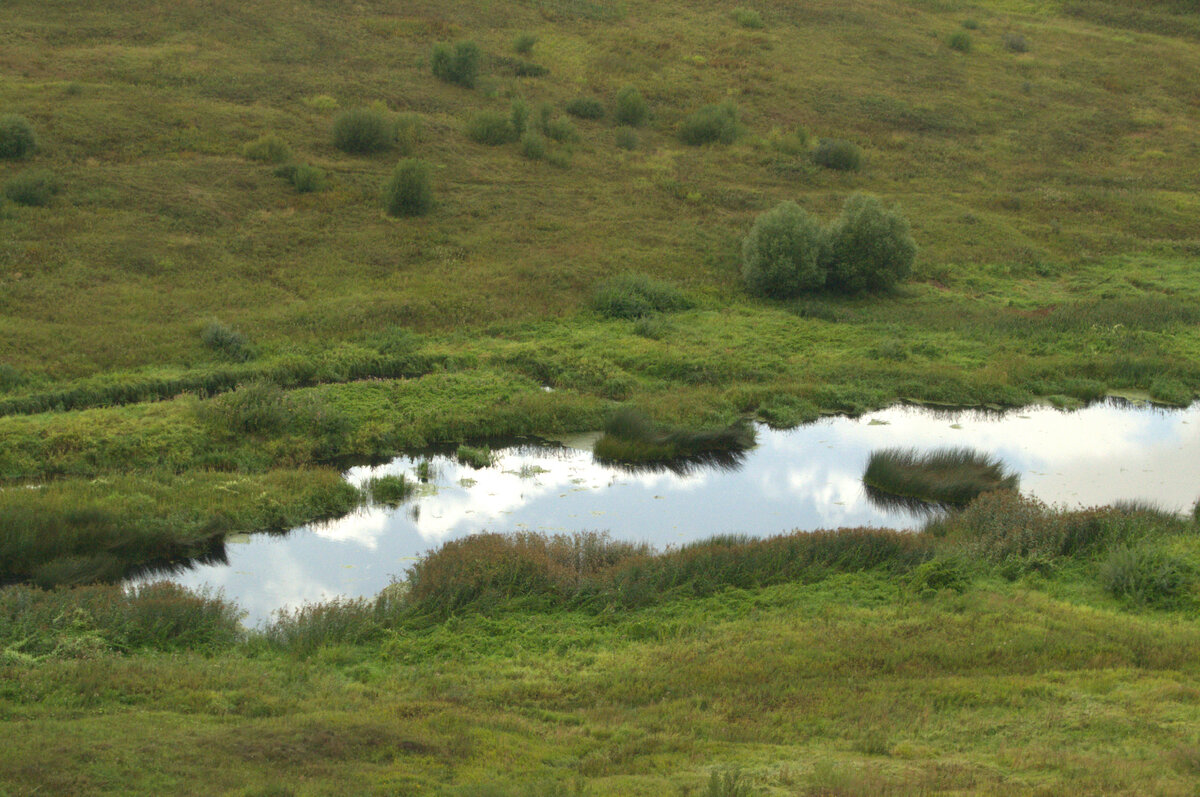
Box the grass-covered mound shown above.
[863,446,1018,507]
[593,407,756,468]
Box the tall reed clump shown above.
[1101,546,1196,609]
[402,528,932,616]
[926,491,1183,565]
[0,582,244,657]
[863,447,1017,507]
[593,407,756,465]
[591,273,692,319]
[332,107,394,154]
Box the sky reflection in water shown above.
[161,400,1200,624]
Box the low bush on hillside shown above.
[383,158,433,217]
[3,169,60,206]
[545,117,579,143]
[731,7,764,28]
[591,273,692,319]
[812,138,862,171]
[431,41,482,88]
[566,97,604,119]
[520,130,547,160]
[615,127,638,150]
[287,163,326,193]
[200,320,252,362]
[0,115,36,159]
[949,31,973,51]
[825,193,917,293]
[332,108,393,154]
[614,86,648,126]
[741,201,827,298]
[510,97,530,135]
[741,194,916,297]
[513,32,537,55]
[679,101,743,145]
[465,111,515,145]
[0,364,24,392]
[1003,32,1030,52]
[242,133,290,163]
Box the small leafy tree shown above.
[824,194,916,293]
[383,159,433,217]
[741,201,827,298]
[614,86,648,126]
[0,115,36,159]
[431,41,483,88]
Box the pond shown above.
[154,400,1200,624]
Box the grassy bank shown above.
[2,499,1199,793]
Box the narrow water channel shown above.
[155,400,1200,624]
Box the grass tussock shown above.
[0,581,243,658]
[591,273,692,319]
[864,447,1017,507]
[593,407,755,467]
[455,444,495,469]
[404,527,931,616]
[363,474,415,507]
[1102,546,1197,609]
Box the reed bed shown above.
[593,408,756,467]
[863,447,1018,507]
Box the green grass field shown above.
[2,0,1200,791]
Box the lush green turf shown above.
[3,504,1200,794]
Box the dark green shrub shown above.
[210,380,289,434]
[824,193,917,293]
[465,111,515,145]
[534,101,554,134]
[948,31,972,52]
[0,364,24,392]
[510,97,530,135]
[431,41,482,88]
[200,321,251,362]
[1003,32,1030,52]
[1102,546,1196,608]
[520,130,547,160]
[509,59,549,77]
[290,164,326,193]
[513,32,537,55]
[679,101,743,145]
[615,127,637,150]
[907,558,972,597]
[0,115,36,159]
[614,86,648,126]
[731,7,764,28]
[545,117,579,143]
[332,108,393,154]
[382,158,433,217]
[812,138,862,171]
[962,18,980,30]
[566,97,604,119]
[3,170,60,207]
[242,133,290,163]
[592,273,692,319]
[740,201,827,298]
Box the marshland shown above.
[3,0,1200,793]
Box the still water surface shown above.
[159,400,1200,624]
